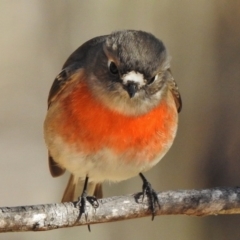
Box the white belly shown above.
[47,134,174,183]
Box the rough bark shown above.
[1,187,240,232]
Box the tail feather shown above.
[93,183,103,199]
[61,174,76,202]
[61,174,103,202]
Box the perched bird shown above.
[44,30,182,219]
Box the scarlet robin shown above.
[44,30,182,220]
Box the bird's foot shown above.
[137,173,160,220]
[75,192,99,217]
[74,176,99,231]
[74,191,99,231]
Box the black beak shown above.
[125,82,138,98]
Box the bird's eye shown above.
[148,75,158,85]
[109,62,119,75]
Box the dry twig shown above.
[1,187,240,233]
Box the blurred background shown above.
[1,1,240,239]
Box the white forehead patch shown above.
[122,71,145,87]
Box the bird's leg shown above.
[138,173,160,220]
[75,176,99,230]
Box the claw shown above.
[139,173,160,220]
[74,176,99,231]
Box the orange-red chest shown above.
[55,82,178,162]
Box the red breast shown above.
[53,76,178,164]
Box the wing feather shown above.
[47,35,108,177]
[166,69,182,113]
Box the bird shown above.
[44,30,182,220]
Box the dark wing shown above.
[48,35,108,108]
[47,35,108,177]
[49,155,65,177]
[47,64,80,108]
[48,64,80,177]
[167,69,182,113]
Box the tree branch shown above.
[1,187,240,232]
